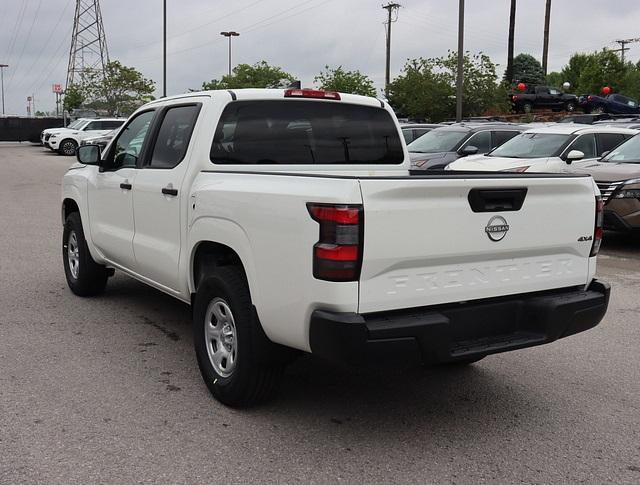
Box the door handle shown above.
[120,182,132,190]
[162,187,178,196]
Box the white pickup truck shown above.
[62,88,610,407]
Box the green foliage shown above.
[388,51,507,122]
[63,84,85,112]
[509,53,546,85]
[559,53,590,90]
[314,65,376,97]
[575,49,625,94]
[546,71,563,88]
[77,60,155,116]
[202,61,295,90]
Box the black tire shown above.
[59,138,77,156]
[592,105,605,114]
[62,212,109,296]
[193,266,285,407]
[565,101,576,112]
[522,102,533,114]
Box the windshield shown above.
[488,133,571,158]
[407,129,467,153]
[66,119,85,129]
[211,100,404,165]
[602,135,640,162]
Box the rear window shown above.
[210,100,403,165]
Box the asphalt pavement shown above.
[1,143,639,484]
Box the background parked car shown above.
[571,134,640,232]
[447,125,637,173]
[400,123,440,144]
[511,85,578,113]
[41,118,91,146]
[79,129,118,150]
[408,123,523,170]
[48,118,126,155]
[579,93,640,115]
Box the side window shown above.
[402,129,413,144]
[597,133,626,155]
[549,88,560,95]
[464,131,492,153]
[103,121,124,130]
[148,105,200,169]
[84,121,102,131]
[414,128,431,139]
[493,131,519,148]
[569,134,597,158]
[109,110,155,169]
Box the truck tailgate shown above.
[358,176,596,314]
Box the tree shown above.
[576,49,625,94]
[78,60,155,115]
[508,53,546,85]
[546,71,564,87]
[202,61,295,90]
[313,65,376,97]
[559,53,590,90]
[63,84,85,112]
[388,51,507,121]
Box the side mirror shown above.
[460,145,479,156]
[76,144,101,165]
[565,149,585,164]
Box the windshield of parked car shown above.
[211,100,404,165]
[487,133,571,158]
[66,119,85,129]
[601,135,640,162]
[407,129,468,153]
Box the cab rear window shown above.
[210,100,404,165]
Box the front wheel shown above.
[63,212,109,296]
[193,266,285,407]
[59,139,77,156]
[565,101,576,112]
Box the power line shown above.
[6,0,43,89]
[3,0,27,64]
[613,38,640,64]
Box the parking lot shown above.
[1,142,639,484]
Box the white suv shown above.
[49,118,126,156]
[448,125,638,173]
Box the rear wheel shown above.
[522,102,533,114]
[565,101,576,112]
[592,105,605,114]
[63,212,109,296]
[59,138,77,156]
[193,266,285,407]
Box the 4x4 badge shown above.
[485,216,509,242]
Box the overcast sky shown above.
[2,0,640,115]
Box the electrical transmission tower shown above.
[613,38,640,64]
[66,0,109,90]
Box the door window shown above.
[492,130,520,148]
[569,134,597,159]
[148,105,200,169]
[463,131,492,153]
[102,120,125,130]
[597,133,627,155]
[108,110,155,169]
[84,121,102,131]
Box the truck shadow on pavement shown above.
[100,274,555,441]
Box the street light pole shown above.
[163,0,167,97]
[0,64,8,115]
[456,0,465,122]
[220,31,240,77]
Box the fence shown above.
[0,117,65,143]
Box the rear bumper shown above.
[309,279,610,366]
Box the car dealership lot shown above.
[1,143,639,484]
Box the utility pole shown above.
[614,38,640,64]
[220,31,240,77]
[382,3,401,97]
[163,0,167,97]
[505,0,516,84]
[456,0,465,122]
[542,0,551,75]
[0,64,7,115]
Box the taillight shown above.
[284,88,341,100]
[512,95,518,101]
[307,203,363,281]
[588,95,593,102]
[591,196,604,257]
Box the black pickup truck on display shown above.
[511,85,578,113]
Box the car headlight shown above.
[614,189,640,199]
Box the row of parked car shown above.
[40,117,124,155]
[402,118,640,233]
